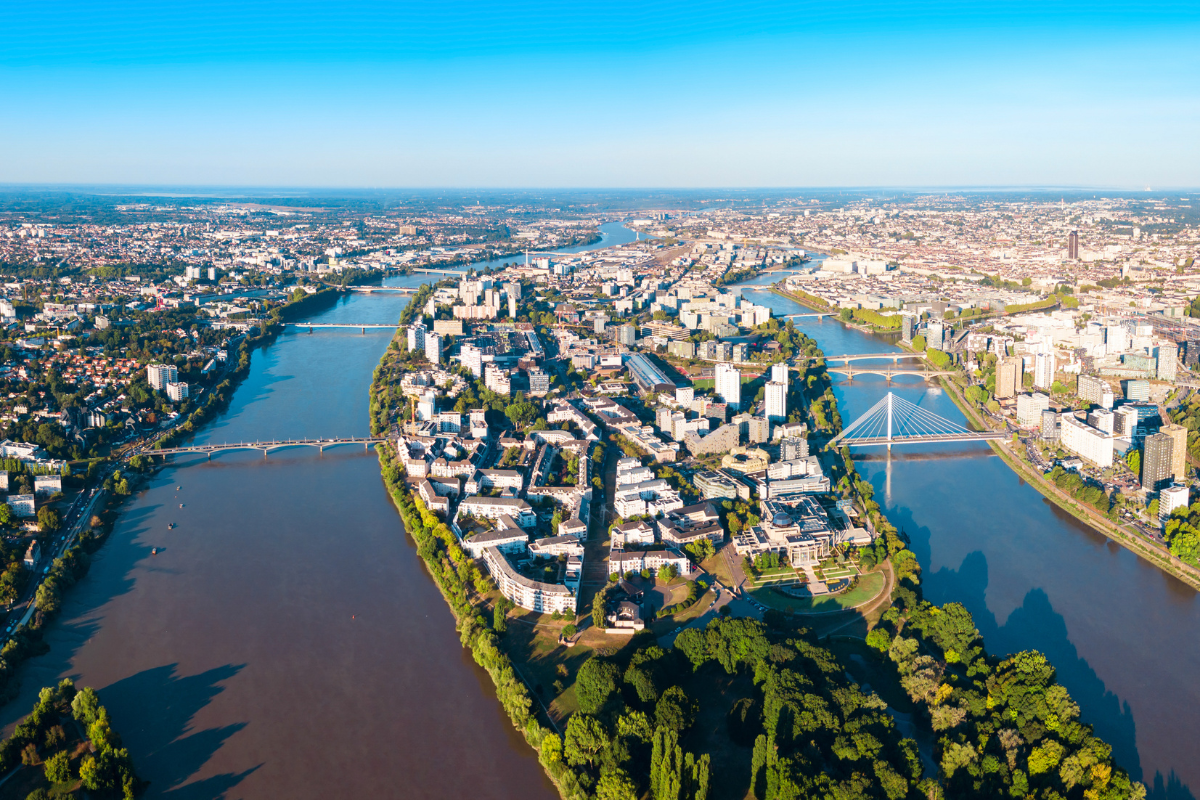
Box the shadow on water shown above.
[99,663,258,800]
[892,508,1195,800]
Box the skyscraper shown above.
[1142,432,1174,491]
[407,323,426,353]
[765,380,787,421]
[1068,230,1080,260]
[1161,423,1188,480]
[901,314,916,344]
[995,357,1022,399]
[1156,341,1178,382]
[771,363,788,388]
[1034,352,1055,390]
[715,363,741,410]
[617,324,636,347]
[424,331,442,364]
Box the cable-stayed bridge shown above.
[828,392,1004,450]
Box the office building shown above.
[1041,409,1059,442]
[715,363,741,410]
[1161,423,1188,480]
[765,381,787,421]
[1105,325,1130,354]
[1017,392,1050,427]
[1068,230,1080,261]
[1034,352,1055,390]
[407,323,426,353]
[1077,374,1108,405]
[901,314,916,344]
[1123,380,1150,402]
[1157,341,1178,382]
[424,332,442,364]
[147,363,178,391]
[1060,414,1113,468]
[1142,432,1175,490]
[528,367,550,396]
[1087,408,1114,435]
[1160,484,1191,521]
[996,357,1022,399]
[927,320,945,351]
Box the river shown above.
[0,222,649,798]
[734,272,1200,800]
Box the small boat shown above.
[179,504,184,509]
[167,523,174,529]
[152,548,159,555]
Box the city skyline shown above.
[2,1,1198,188]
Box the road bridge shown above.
[408,267,468,275]
[286,323,400,333]
[347,286,418,294]
[782,313,834,319]
[828,366,955,381]
[149,437,386,459]
[829,392,1004,450]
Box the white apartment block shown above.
[715,362,741,409]
[765,381,787,421]
[166,382,189,402]
[484,547,576,614]
[1060,414,1114,468]
[147,363,178,390]
[1016,392,1049,427]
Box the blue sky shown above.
[2,1,1197,188]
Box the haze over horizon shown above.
[3,1,1198,189]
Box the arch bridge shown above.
[149,437,386,459]
[828,366,955,381]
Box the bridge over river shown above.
[149,437,386,459]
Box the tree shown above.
[564,714,609,767]
[72,687,101,725]
[0,504,12,527]
[44,750,71,783]
[595,768,638,800]
[492,603,507,634]
[655,685,698,733]
[576,657,621,715]
[37,506,60,533]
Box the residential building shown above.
[1142,432,1174,490]
[1157,341,1178,382]
[33,475,61,496]
[458,496,536,527]
[770,363,789,388]
[1034,352,1055,390]
[7,494,34,517]
[407,323,426,353]
[483,547,576,614]
[996,357,1022,399]
[715,362,741,409]
[147,363,178,390]
[617,324,637,347]
[1160,484,1190,521]
[1161,423,1188,481]
[1060,414,1114,468]
[166,381,189,402]
[1077,374,1108,406]
[424,332,442,364]
[765,381,786,421]
[1016,392,1050,427]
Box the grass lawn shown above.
[749,571,886,613]
[702,551,735,587]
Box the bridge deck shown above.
[838,431,1005,446]
[152,437,385,455]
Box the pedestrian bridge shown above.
[149,437,387,459]
[829,392,1004,450]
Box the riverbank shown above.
[935,372,1200,592]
